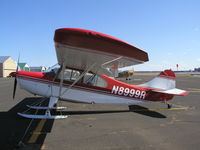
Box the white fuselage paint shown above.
[18,77,144,104]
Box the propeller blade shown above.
[13,77,17,99]
[13,53,20,100]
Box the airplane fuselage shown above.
[16,71,174,104]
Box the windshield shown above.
[44,64,60,78]
[45,64,60,73]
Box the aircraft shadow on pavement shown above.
[128,105,167,118]
[0,98,166,150]
[61,104,166,119]
[0,97,54,150]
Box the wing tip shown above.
[178,91,189,96]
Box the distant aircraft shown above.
[118,70,134,80]
[11,28,189,119]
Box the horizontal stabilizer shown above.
[152,88,189,96]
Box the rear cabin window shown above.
[83,73,107,88]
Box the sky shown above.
[0,0,200,71]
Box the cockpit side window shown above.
[71,70,81,81]
[63,69,72,80]
[58,69,81,81]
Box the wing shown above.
[54,28,149,75]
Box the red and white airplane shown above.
[11,28,189,119]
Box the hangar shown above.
[18,63,30,71]
[30,66,46,72]
[0,56,17,77]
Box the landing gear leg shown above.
[165,101,173,109]
[167,103,172,109]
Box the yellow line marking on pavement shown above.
[28,119,46,144]
[149,107,190,111]
[187,88,200,93]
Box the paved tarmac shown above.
[0,74,200,150]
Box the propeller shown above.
[13,74,17,99]
[13,54,20,99]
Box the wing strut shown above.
[59,62,65,97]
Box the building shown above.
[18,63,30,71]
[30,66,47,72]
[0,56,17,77]
[194,67,200,72]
